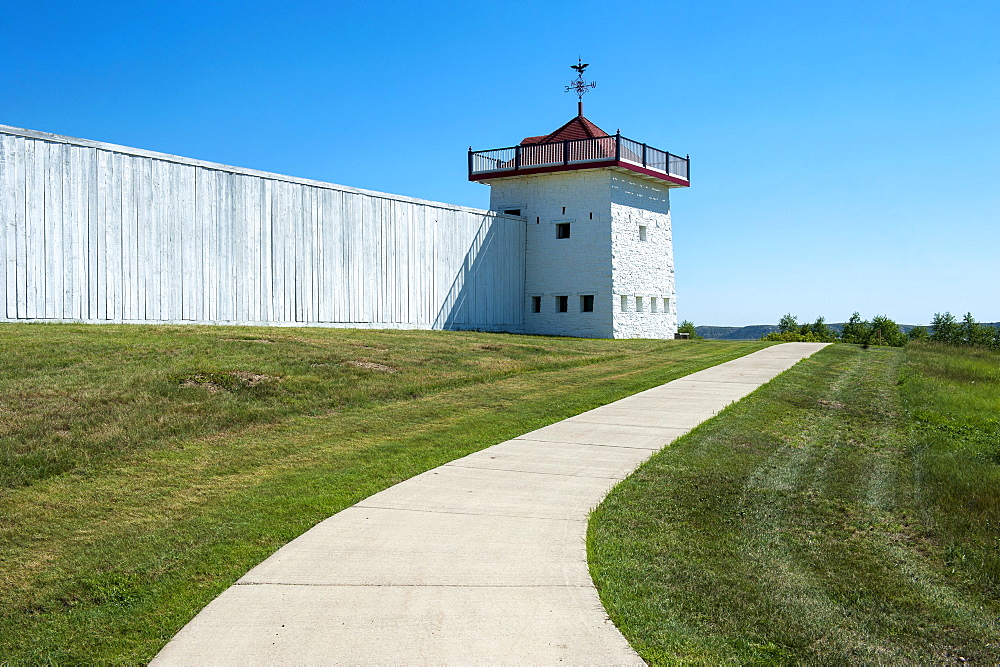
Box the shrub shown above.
[761,331,829,343]
[777,313,799,334]
[810,316,838,342]
[961,312,993,347]
[840,312,872,345]
[930,312,960,345]
[869,315,907,347]
[677,320,703,340]
[921,311,1000,351]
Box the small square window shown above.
[639,225,648,241]
[581,295,594,312]
[635,296,643,312]
[556,223,571,239]
[620,295,628,312]
[531,296,541,313]
[557,295,568,312]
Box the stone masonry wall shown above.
[610,174,676,338]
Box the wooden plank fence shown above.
[0,125,525,330]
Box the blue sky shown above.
[3,0,997,326]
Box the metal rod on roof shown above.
[566,58,596,117]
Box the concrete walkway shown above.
[153,342,828,665]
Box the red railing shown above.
[469,132,689,183]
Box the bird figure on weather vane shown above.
[566,58,596,115]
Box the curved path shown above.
[154,342,828,664]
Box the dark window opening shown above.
[536,216,540,224]
[556,223,571,239]
[531,296,541,313]
[589,212,593,219]
[562,206,566,215]
[503,208,521,217]
[581,295,594,312]
[557,295,568,312]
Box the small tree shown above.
[777,313,798,334]
[840,312,871,345]
[869,315,906,347]
[677,320,703,340]
[930,312,960,344]
[907,325,928,341]
[810,316,836,342]
[961,312,992,347]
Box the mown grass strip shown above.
[588,343,1000,664]
[900,342,1000,596]
[0,323,766,663]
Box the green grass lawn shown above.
[589,342,1000,664]
[0,323,767,663]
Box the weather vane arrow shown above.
[566,58,596,116]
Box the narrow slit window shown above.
[620,295,628,312]
[581,295,594,312]
[639,225,648,241]
[556,223,571,239]
[557,295,568,313]
[531,296,541,313]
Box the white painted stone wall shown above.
[489,170,613,338]
[609,174,676,338]
[487,169,676,339]
[0,125,525,331]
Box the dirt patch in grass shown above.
[179,372,280,392]
[229,372,277,386]
[344,361,398,374]
[350,344,390,353]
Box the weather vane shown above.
[565,58,596,116]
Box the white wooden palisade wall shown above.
[0,125,525,330]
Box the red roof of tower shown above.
[520,115,609,145]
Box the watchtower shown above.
[467,62,690,339]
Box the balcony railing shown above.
[468,132,689,185]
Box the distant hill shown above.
[696,322,933,341]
